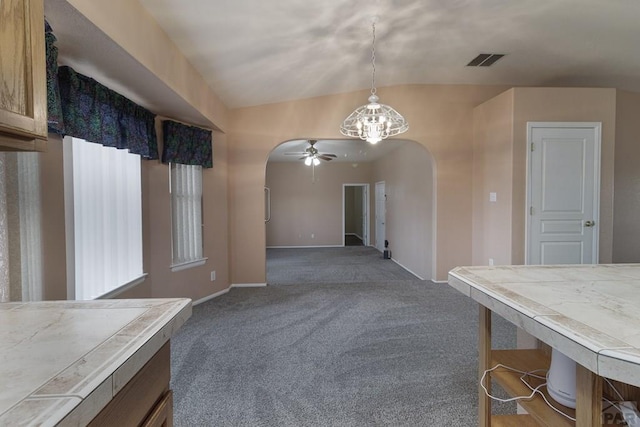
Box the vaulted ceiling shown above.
[137,0,640,109]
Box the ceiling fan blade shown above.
[318,155,334,161]
[284,152,306,156]
[323,153,338,158]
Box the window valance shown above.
[45,21,158,159]
[45,21,64,134]
[56,67,158,159]
[162,120,213,168]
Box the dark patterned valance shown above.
[56,66,158,159]
[45,21,64,134]
[162,120,213,168]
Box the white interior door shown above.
[527,123,601,265]
[375,181,386,252]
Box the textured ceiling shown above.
[138,0,640,109]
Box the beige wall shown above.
[229,84,510,284]
[613,90,640,262]
[40,135,69,300]
[472,90,515,266]
[372,142,435,280]
[472,87,618,267]
[265,162,371,247]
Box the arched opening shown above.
[263,138,436,282]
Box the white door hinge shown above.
[530,206,534,215]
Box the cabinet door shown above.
[0,0,47,142]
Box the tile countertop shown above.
[448,264,640,387]
[0,298,192,426]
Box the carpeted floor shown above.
[170,247,515,426]
[266,246,417,284]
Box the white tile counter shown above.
[0,298,191,426]
[448,264,640,387]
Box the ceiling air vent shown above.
[467,53,505,67]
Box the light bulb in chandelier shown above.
[340,21,408,144]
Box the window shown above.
[170,163,205,271]
[63,137,144,300]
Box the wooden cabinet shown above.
[89,343,174,427]
[0,0,47,151]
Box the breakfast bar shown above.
[448,264,640,426]
[0,298,191,426]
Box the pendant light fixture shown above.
[340,17,408,144]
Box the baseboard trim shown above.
[193,288,229,306]
[391,258,425,280]
[431,280,448,284]
[266,245,343,249]
[231,283,268,288]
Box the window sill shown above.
[97,273,148,299]
[170,258,208,272]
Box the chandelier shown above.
[340,19,408,144]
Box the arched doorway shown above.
[264,138,436,281]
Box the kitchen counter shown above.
[0,298,191,426]
[449,263,640,386]
[448,263,640,426]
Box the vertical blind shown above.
[170,163,203,267]
[64,137,143,300]
[17,153,43,301]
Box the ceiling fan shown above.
[284,140,337,166]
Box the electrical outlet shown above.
[489,258,494,266]
[311,233,315,239]
[210,271,216,281]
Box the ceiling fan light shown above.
[304,157,312,166]
[313,157,320,166]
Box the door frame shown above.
[374,181,386,252]
[342,183,370,246]
[524,122,602,265]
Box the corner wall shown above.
[371,142,434,280]
[472,89,515,266]
[472,87,617,267]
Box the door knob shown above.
[584,220,595,227]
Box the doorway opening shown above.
[265,138,436,281]
[343,184,369,246]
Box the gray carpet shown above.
[266,246,418,284]
[171,247,515,426]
